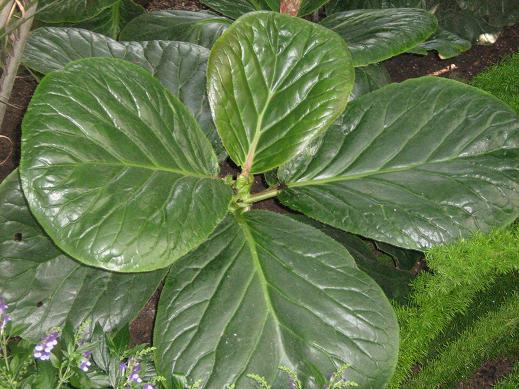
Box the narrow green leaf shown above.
[278,77,519,250]
[23,27,225,159]
[155,211,398,388]
[208,11,354,173]
[119,10,231,48]
[321,8,437,66]
[20,58,232,272]
[0,171,166,341]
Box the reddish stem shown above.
[280,0,301,16]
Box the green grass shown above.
[472,51,519,113]
[391,225,519,387]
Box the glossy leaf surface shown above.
[37,0,116,23]
[299,0,334,16]
[21,58,232,272]
[200,0,272,19]
[155,211,398,388]
[409,29,471,59]
[208,11,354,173]
[23,28,224,159]
[0,171,166,341]
[290,215,415,303]
[321,8,437,66]
[278,77,519,250]
[326,1,519,47]
[71,0,144,39]
[325,0,426,14]
[119,10,231,48]
[350,64,391,101]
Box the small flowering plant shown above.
[0,308,164,389]
[33,330,59,361]
[0,295,21,387]
[29,321,98,389]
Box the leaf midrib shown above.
[38,161,216,179]
[285,152,502,188]
[239,218,279,323]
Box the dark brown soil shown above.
[384,25,519,83]
[1,2,518,387]
[459,356,518,389]
[0,72,36,182]
[146,0,205,11]
[129,287,162,346]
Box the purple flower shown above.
[0,297,7,314]
[0,296,10,331]
[119,362,127,371]
[129,361,142,383]
[143,384,156,389]
[79,351,92,372]
[0,314,10,330]
[34,331,59,361]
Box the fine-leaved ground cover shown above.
[472,50,519,113]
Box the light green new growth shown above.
[391,225,519,387]
[472,51,519,113]
[188,380,202,389]
[247,373,271,389]
[246,364,358,388]
[494,360,519,389]
[279,366,302,389]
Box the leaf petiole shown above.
[247,187,280,203]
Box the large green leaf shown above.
[0,171,166,341]
[119,10,231,48]
[290,214,415,302]
[208,11,354,174]
[23,27,224,159]
[71,0,144,39]
[325,0,426,14]
[200,0,273,19]
[409,29,471,59]
[20,58,232,272]
[300,0,334,15]
[24,28,127,74]
[321,8,437,66]
[37,0,117,23]
[278,77,519,250]
[154,211,398,388]
[37,0,144,40]
[350,64,391,101]
[459,0,519,27]
[326,1,519,47]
